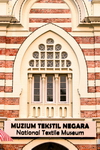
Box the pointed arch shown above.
[22,138,78,150]
[13,23,87,98]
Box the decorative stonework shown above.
[29,38,71,69]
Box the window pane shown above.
[34,96,40,101]
[34,89,40,95]
[60,83,66,88]
[34,83,40,88]
[60,96,66,101]
[60,75,66,102]
[47,96,53,102]
[60,89,66,95]
[47,75,53,102]
[34,75,40,101]
[47,83,53,88]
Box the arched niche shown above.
[11,0,88,29]
[13,23,87,118]
[22,138,78,150]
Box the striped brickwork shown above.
[0,0,99,119]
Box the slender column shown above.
[55,74,59,117]
[28,74,32,117]
[41,74,46,117]
[68,74,72,117]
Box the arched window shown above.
[28,38,72,118]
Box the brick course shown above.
[75,145,97,150]
[0,97,19,105]
[0,110,19,118]
[81,110,100,118]
[29,18,71,23]
[2,144,25,150]
[30,9,71,13]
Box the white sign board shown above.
[4,121,96,138]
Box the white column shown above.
[68,74,72,117]
[41,74,46,117]
[55,74,59,117]
[28,74,32,117]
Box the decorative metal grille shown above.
[66,60,71,67]
[47,45,53,51]
[46,38,54,44]
[29,60,34,67]
[41,52,45,59]
[55,52,59,59]
[41,60,45,67]
[36,60,39,67]
[33,52,39,59]
[61,52,68,59]
[55,44,62,51]
[47,60,53,67]
[29,38,72,69]
[39,44,45,50]
[55,60,60,67]
[47,52,53,59]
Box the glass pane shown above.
[34,96,40,101]
[47,75,53,102]
[34,89,40,95]
[47,83,53,88]
[60,83,66,88]
[47,76,53,82]
[34,83,40,88]
[60,96,66,101]
[34,75,40,82]
[60,89,66,95]
[47,89,53,95]
[60,75,66,102]
[60,76,66,82]
[47,96,53,102]
[34,75,40,101]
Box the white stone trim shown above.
[31,3,69,9]
[29,14,71,18]
[29,23,72,27]
[0,105,19,110]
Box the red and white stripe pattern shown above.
[29,0,72,32]
[0,129,13,141]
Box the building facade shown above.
[0,0,100,149]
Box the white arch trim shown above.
[22,138,78,150]
[13,23,87,97]
[12,0,88,29]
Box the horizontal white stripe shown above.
[80,44,94,49]
[29,22,72,27]
[88,80,95,86]
[0,80,12,86]
[32,3,69,9]
[85,56,100,60]
[0,32,6,36]
[6,32,30,37]
[81,105,99,111]
[96,80,100,86]
[70,32,94,37]
[0,43,6,48]
[0,105,19,110]
[0,55,15,60]
[5,80,12,86]
[6,44,21,49]
[88,68,100,72]
[29,14,71,18]
[0,68,13,72]
[0,80,4,86]
[95,44,100,48]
